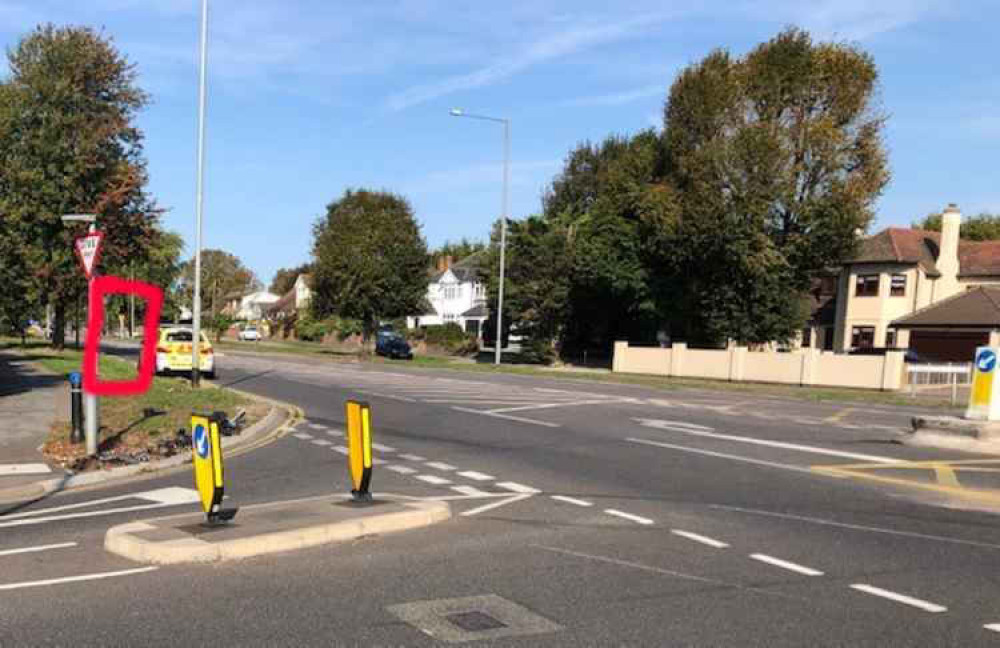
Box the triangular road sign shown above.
[74,231,104,279]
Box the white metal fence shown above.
[906,363,972,404]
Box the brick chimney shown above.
[445,255,454,270]
[937,203,961,296]
[436,256,446,272]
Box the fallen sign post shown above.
[345,400,374,504]
[191,412,238,525]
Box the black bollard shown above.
[69,372,84,444]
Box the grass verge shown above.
[2,338,268,470]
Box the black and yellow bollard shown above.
[344,400,374,503]
[191,411,238,525]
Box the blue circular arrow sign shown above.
[193,424,209,459]
[977,349,997,374]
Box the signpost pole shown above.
[65,214,102,457]
[84,223,100,456]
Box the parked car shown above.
[155,327,215,378]
[238,327,261,342]
[375,330,413,359]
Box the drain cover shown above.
[388,594,562,643]
[445,611,507,632]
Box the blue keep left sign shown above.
[976,349,997,374]
[193,424,209,459]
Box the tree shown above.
[176,250,259,319]
[311,189,428,341]
[269,263,312,296]
[429,238,485,266]
[0,25,157,349]
[662,27,889,344]
[913,212,1000,240]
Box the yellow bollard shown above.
[345,400,374,503]
[191,411,238,524]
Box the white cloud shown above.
[385,12,673,112]
[562,84,664,107]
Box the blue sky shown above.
[1,1,998,286]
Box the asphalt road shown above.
[3,347,1000,646]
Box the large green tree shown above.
[269,262,312,296]
[913,212,1000,240]
[177,249,259,319]
[430,238,485,267]
[311,189,428,340]
[0,24,158,349]
[663,27,888,344]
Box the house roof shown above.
[850,228,1000,278]
[431,251,485,283]
[268,289,296,314]
[461,303,488,318]
[892,287,1000,329]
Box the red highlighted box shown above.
[83,276,164,396]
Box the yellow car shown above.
[154,327,216,379]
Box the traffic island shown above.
[104,494,450,564]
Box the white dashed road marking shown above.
[399,454,426,462]
[451,485,488,496]
[292,433,313,440]
[496,482,540,494]
[0,567,159,592]
[457,471,494,482]
[332,446,349,455]
[849,584,947,613]
[371,443,396,452]
[307,423,327,430]
[671,530,728,548]
[387,465,417,475]
[604,509,654,525]
[416,475,452,486]
[984,624,1000,633]
[0,542,77,557]
[425,462,456,471]
[550,495,593,507]
[0,463,52,476]
[325,430,343,437]
[311,439,332,447]
[750,554,823,576]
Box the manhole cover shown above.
[446,611,507,632]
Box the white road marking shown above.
[307,423,327,430]
[849,584,947,613]
[452,406,561,428]
[399,454,426,462]
[416,475,452,485]
[604,509,654,525]
[633,419,713,432]
[372,457,387,465]
[628,438,818,475]
[358,391,417,403]
[387,465,417,474]
[332,446,349,455]
[311,439,333,447]
[0,463,52,476]
[461,493,533,517]
[496,482,540,494]
[671,530,728,548]
[0,567,159,592]
[325,429,343,437]
[371,443,396,452]
[711,505,1000,550]
[550,495,593,507]
[1,487,198,521]
[750,553,823,576]
[984,624,1000,633]
[292,432,313,440]
[457,471,495,482]
[0,542,77,557]
[451,485,488,496]
[425,461,456,471]
[633,418,901,464]
[487,399,621,414]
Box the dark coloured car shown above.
[375,331,413,359]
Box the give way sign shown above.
[74,231,104,279]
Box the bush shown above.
[420,323,478,356]
[519,336,556,365]
[334,317,363,341]
[295,314,333,341]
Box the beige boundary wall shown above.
[612,342,905,391]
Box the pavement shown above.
[0,349,71,492]
[6,345,1000,645]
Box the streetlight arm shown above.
[451,110,507,125]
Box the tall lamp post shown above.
[191,0,210,387]
[61,213,99,455]
[449,108,509,366]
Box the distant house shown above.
[222,290,280,321]
[268,274,313,319]
[406,253,489,337]
[800,204,1000,361]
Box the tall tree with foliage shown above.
[430,238,486,266]
[663,27,889,344]
[913,212,1000,240]
[311,189,428,341]
[269,263,312,296]
[0,24,158,349]
[177,249,259,319]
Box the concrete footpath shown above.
[105,494,450,564]
[0,350,70,492]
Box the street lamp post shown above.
[191,0,210,387]
[61,213,100,455]
[449,108,509,366]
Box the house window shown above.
[855,274,880,297]
[474,283,486,300]
[886,329,897,348]
[890,274,907,297]
[465,319,481,337]
[801,328,812,349]
[851,326,876,349]
[822,327,834,351]
[443,285,457,300]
